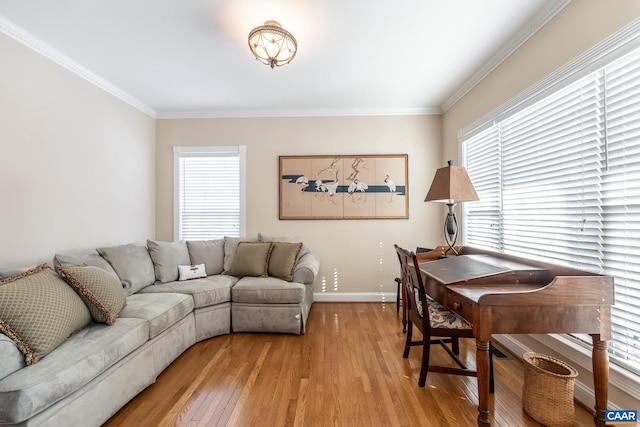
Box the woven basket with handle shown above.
[522,352,578,427]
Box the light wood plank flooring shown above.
[104,302,595,426]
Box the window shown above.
[461,45,640,375]
[173,146,246,240]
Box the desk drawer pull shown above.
[453,302,462,310]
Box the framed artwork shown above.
[279,154,408,219]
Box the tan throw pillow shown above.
[228,242,273,277]
[0,264,92,365]
[223,236,258,272]
[58,265,127,325]
[268,242,303,281]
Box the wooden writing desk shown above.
[416,247,614,426]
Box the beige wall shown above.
[0,33,156,267]
[442,0,640,162]
[156,116,442,295]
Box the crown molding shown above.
[156,106,442,119]
[0,14,156,118]
[440,0,573,113]
[2,1,568,121]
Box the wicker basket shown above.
[522,352,578,427]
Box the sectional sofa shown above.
[0,234,320,427]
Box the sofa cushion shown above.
[0,334,24,381]
[0,266,31,280]
[96,243,156,295]
[58,265,127,325]
[258,232,311,258]
[0,317,148,424]
[187,239,225,275]
[53,253,119,278]
[228,242,273,278]
[231,276,306,304]
[0,264,92,365]
[268,242,303,281]
[118,293,193,339]
[223,236,258,272]
[147,240,191,283]
[139,275,237,309]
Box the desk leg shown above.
[476,339,491,426]
[591,335,609,427]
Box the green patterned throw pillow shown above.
[0,264,92,365]
[58,265,127,325]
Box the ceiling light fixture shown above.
[248,20,297,69]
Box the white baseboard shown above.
[313,292,397,302]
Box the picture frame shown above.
[279,154,408,219]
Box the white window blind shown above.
[463,126,502,250]
[173,146,246,241]
[462,47,640,374]
[602,51,640,370]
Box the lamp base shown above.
[444,204,459,256]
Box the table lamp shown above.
[425,160,479,256]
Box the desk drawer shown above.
[446,291,474,322]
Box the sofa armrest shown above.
[293,252,320,285]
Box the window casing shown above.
[461,45,640,375]
[173,146,246,241]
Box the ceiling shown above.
[0,0,569,118]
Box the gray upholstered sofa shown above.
[0,234,319,427]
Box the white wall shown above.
[155,116,443,297]
[0,32,156,267]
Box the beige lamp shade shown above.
[425,160,479,203]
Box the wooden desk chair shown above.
[394,244,494,390]
[395,247,432,332]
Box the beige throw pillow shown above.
[228,242,273,277]
[0,264,92,365]
[268,242,303,281]
[58,265,127,325]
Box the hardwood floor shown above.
[104,302,595,426]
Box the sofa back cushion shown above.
[53,253,119,278]
[58,265,127,325]
[96,243,156,295]
[0,264,92,365]
[186,239,224,276]
[147,240,191,283]
[258,233,310,258]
